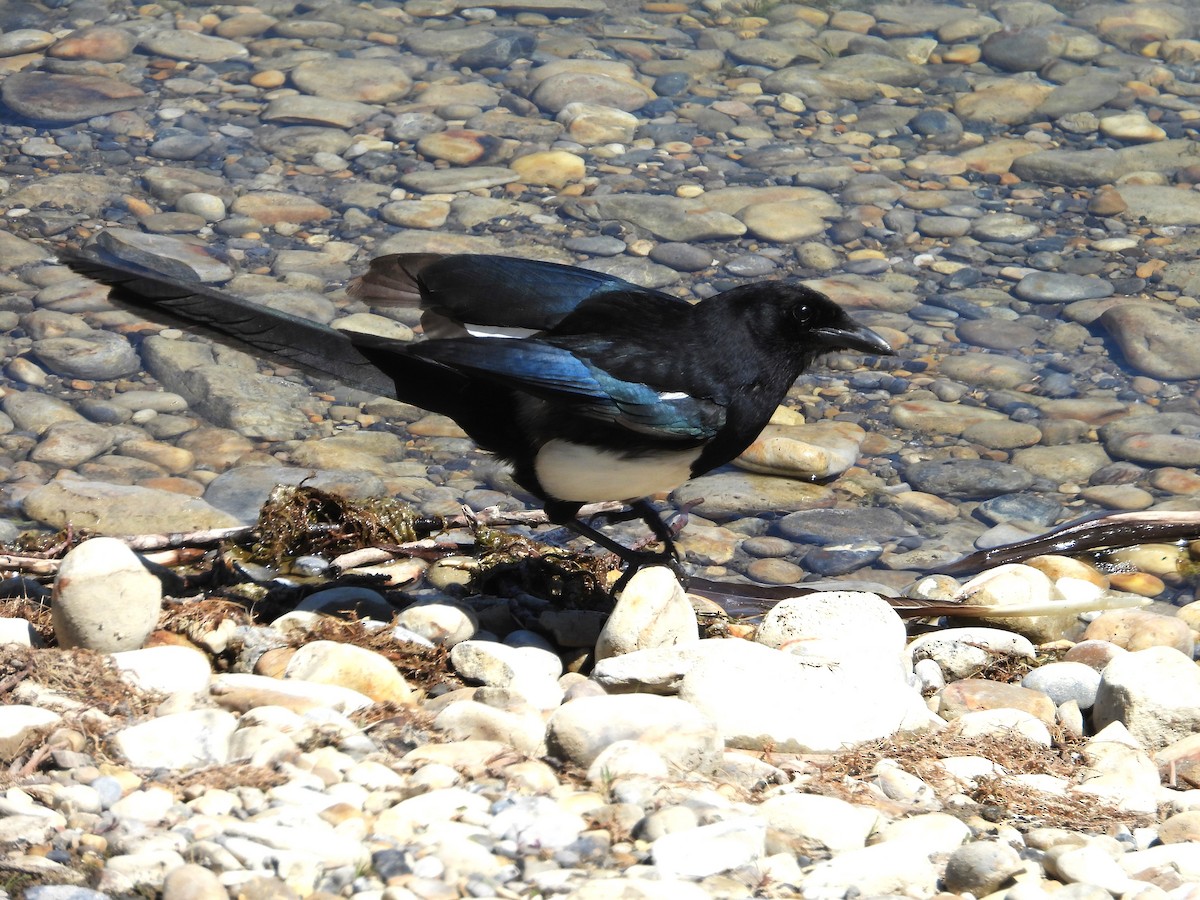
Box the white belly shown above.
[534,439,701,503]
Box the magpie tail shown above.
[59,250,397,397]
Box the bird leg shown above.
[544,500,687,594]
[584,499,681,562]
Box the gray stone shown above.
[1093,646,1200,751]
[94,228,234,283]
[1099,304,1200,380]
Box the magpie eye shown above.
[790,304,814,326]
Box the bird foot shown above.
[610,549,689,595]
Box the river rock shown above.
[52,537,162,652]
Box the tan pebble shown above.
[1025,555,1109,589]
[251,69,286,89]
[138,476,205,497]
[97,765,141,794]
[1104,543,1186,577]
[1177,600,1200,631]
[318,802,364,827]
[510,150,584,187]
[1150,467,1200,494]
[408,413,467,438]
[1083,608,1193,654]
[79,833,107,854]
[1063,639,1126,670]
[1108,571,1166,597]
[1159,810,1200,844]
[1099,112,1166,143]
[144,629,204,652]
[939,678,1056,725]
[1089,188,1128,215]
[123,196,156,218]
[255,646,295,678]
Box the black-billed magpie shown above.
[62,250,892,571]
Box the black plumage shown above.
[62,249,892,571]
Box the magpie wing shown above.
[60,251,397,397]
[351,253,687,336]
[410,337,725,441]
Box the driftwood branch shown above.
[937,511,1200,576]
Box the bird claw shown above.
[610,548,688,595]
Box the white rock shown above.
[757,591,908,681]
[450,640,564,709]
[109,786,175,823]
[284,640,414,705]
[433,700,547,756]
[873,811,972,852]
[210,672,374,713]
[546,693,722,770]
[561,878,711,899]
[595,567,699,661]
[1072,735,1162,814]
[111,708,237,769]
[1093,646,1200,751]
[586,740,670,786]
[395,601,478,646]
[374,787,492,843]
[908,627,1035,681]
[1053,843,1140,893]
[800,836,942,900]
[96,849,187,895]
[758,792,880,853]
[0,618,39,646]
[111,645,212,695]
[490,795,587,852]
[950,708,1053,746]
[676,638,927,752]
[956,563,1053,610]
[52,537,162,652]
[222,819,371,868]
[591,644,698,694]
[651,816,766,879]
[0,705,61,758]
[1119,844,1200,881]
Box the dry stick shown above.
[937,510,1200,575]
[0,555,60,576]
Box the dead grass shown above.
[249,483,426,565]
[295,615,458,694]
[0,645,162,719]
[155,763,289,795]
[805,730,1154,833]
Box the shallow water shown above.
[1,0,1199,597]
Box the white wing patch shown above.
[465,323,536,339]
[657,390,689,400]
[534,439,700,503]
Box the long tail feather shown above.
[60,250,398,397]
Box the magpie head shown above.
[718,282,894,364]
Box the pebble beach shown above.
[3,0,1200,897]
